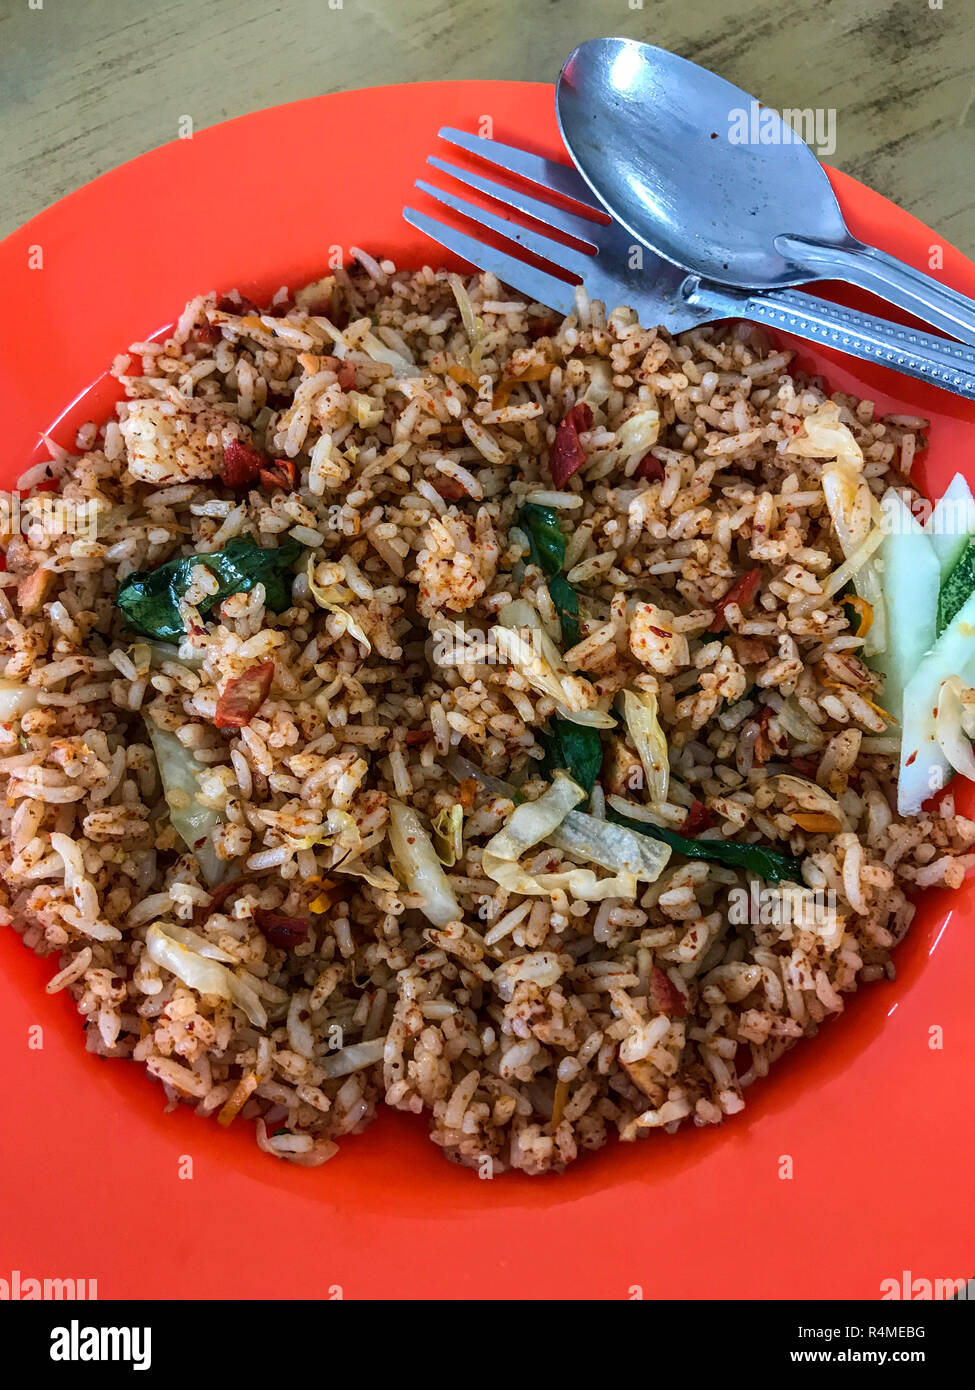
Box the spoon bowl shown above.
[556,36,848,288]
[556,37,975,343]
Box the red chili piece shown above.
[636,453,664,482]
[214,662,275,729]
[650,966,688,1018]
[254,910,309,949]
[709,569,762,633]
[683,800,714,835]
[258,459,298,492]
[548,402,593,487]
[221,438,264,490]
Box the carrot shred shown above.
[309,878,351,914]
[551,1078,570,1129]
[457,777,478,810]
[789,811,843,833]
[491,361,555,409]
[861,695,896,723]
[844,595,874,638]
[446,365,479,389]
[217,1072,258,1127]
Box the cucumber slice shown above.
[925,472,975,581]
[898,588,975,815]
[874,490,940,725]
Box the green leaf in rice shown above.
[549,574,580,648]
[117,537,304,641]
[537,716,603,795]
[607,806,803,886]
[518,504,581,648]
[517,503,567,576]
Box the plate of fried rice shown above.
[1,81,973,1299]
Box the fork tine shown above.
[402,207,578,316]
[437,126,597,208]
[426,156,603,247]
[413,179,592,279]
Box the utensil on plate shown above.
[555,37,975,346]
[404,129,975,401]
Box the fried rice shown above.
[2,255,972,1175]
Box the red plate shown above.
[1,81,973,1300]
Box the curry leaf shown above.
[518,505,581,648]
[118,537,304,641]
[518,503,566,577]
[549,575,580,649]
[607,807,802,886]
[537,717,603,795]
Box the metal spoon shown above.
[556,37,975,345]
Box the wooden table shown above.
[2,0,972,251]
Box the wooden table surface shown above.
[2,0,972,251]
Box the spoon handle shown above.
[774,237,975,346]
[688,282,975,402]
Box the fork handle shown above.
[686,282,975,401]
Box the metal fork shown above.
[403,128,975,402]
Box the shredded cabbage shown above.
[128,644,152,677]
[613,407,661,464]
[547,807,671,880]
[481,773,646,900]
[820,524,885,601]
[582,359,613,409]
[444,754,659,895]
[483,772,585,861]
[448,273,484,373]
[272,807,363,854]
[482,855,638,901]
[359,330,420,377]
[770,774,849,829]
[447,271,484,375]
[432,804,464,867]
[305,557,371,652]
[146,723,226,887]
[786,404,864,471]
[494,599,615,729]
[621,689,669,803]
[347,391,384,429]
[336,858,399,892]
[153,921,237,963]
[148,639,205,669]
[786,406,887,655]
[294,274,336,311]
[821,472,887,657]
[146,923,266,1027]
[935,675,975,782]
[445,752,515,798]
[388,800,461,926]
